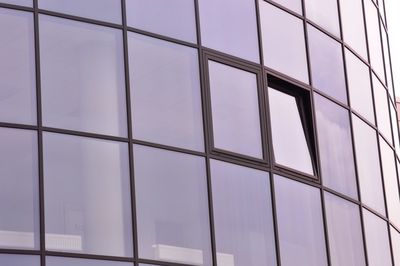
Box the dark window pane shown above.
[0,255,40,266]
[199,0,259,62]
[128,33,204,151]
[43,133,133,257]
[260,2,308,84]
[352,115,386,215]
[308,25,347,104]
[315,94,357,198]
[38,0,121,24]
[0,8,36,125]
[274,175,327,266]
[211,159,276,266]
[46,256,133,266]
[40,16,127,137]
[269,88,313,175]
[345,49,375,123]
[305,0,340,36]
[324,192,366,266]
[0,128,39,250]
[208,60,263,158]
[126,0,196,43]
[133,145,211,265]
[363,209,392,266]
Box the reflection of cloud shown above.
[387,0,400,94]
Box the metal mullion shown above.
[0,2,32,11]
[44,251,134,262]
[120,0,138,265]
[132,139,206,158]
[0,122,37,131]
[194,1,217,266]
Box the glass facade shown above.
[0,0,399,265]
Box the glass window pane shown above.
[40,16,127,137]
[308,26,347,104]
[0,8,36,125]
[381,24,393,94]
[352,115,386,215]
[345,49,375,123]
[0,255,40,266]
[363,209,392,266]
[339,0,368,59]
[365,0,385,79]
[210,159,276,266]
[128,33,204,151]
[391,104,400,151]
[324,192,366,266]
[43,133,133,257]
[305,0,340,36]
[274,175,327,266]
[126,0,196,43]
[260,2,308,84]
[379,137,400,227]
[208,60,263,158]
[38,0,121,24]
[391,227,400,266]
[0,0,31,6]
[315,94,357,198]
[271,0,302,14]
[133,145,211,265]
[269,88,313,175]
[198,0,259,62]
[373,75,392,142]
[0,128,39,250]
[46,256,133,266]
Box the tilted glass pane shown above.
[270,0,302,14]
[373,75,392,142]
[128,33,204,151]
[209,60,263,158]
[269,88,313,175]
[305,0,340,36]
[211,159,276,266]
[43,133,133,257]
[391,226,400,266]
[133,145,211,265]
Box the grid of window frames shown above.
[0,0,399,265]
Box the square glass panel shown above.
[324,192,366,266]
[133,145,212,265]
[210,159,276,266]
[208,60,263,158]
[308,25,347,104]
[0,255,40,266]
[373,75,392,142]
[305,0,340,36]
[269,88,314,175]
[345,49,375,123]
[128,33,204,151]
[352,115,386,215]
[260,2,309,84]
[315,94,357,198]
[43,133,133,257]
[46,256,133,266]
[339,0,368,59]
[38,0,121,24]
[0,8,36,125]
[199,0,259,62]
[40,15,127,137]
[363,209,392,266]
[126,0,197,43]
[274,175,327,266]
[0,127,39,250]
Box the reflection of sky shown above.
[387,0,400,96]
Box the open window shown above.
[268,77,317,178]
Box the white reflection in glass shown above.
[274,176,327,266]
[324,192,366,266]
[0,128,39,250]
[211,159,276,266]
[133,145,212,265]
[43,133,133,257]
[128,33,204,151]
[391,227,400,266]
[126,0,196,43]
[260,2,309,84]
[0,8,36,125]
[40,16,127,137]
[315,94,357,198]
[269,88,313,175]
[209,61,263,158]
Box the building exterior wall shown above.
[0,0,399,266]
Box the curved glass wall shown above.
[0,0,399,265]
